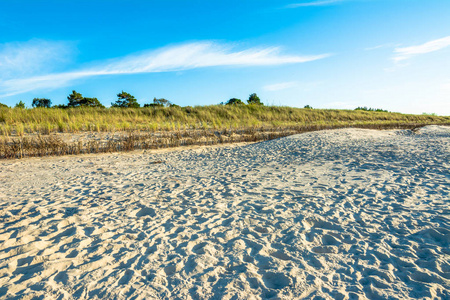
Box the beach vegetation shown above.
[53,104,69,109]
[15,101,26,109]
[1,91,449,158]
[225,98,245,105]
[355,106,388,112]
[0,104,448,137]
[247,93,263,105]
[112,91,140,108]
[68,90,105,108]
[32,98,52,108]
[144,98,174,107]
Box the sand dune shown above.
[0,126,449,299]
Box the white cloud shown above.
[99,42,328,73]
[263,81,298,91]
[393,36,450,62]
[0,39,74,79]
[364,43,400,51]
[286,0,342,8]
[0,41,330,96]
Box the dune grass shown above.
[1,105,449,135]
[1,105,449,158]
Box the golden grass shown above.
[1,105,449,135]
[1,105,449,159]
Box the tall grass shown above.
[1,105,449,135]
[1,105,449,159]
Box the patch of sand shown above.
[0,126,449,299]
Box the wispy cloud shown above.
[0,41,330,97]
[364,43,400,51]
[285,0,342,8]
[263,81,298,91]
[393,36,450,62]
[0,39,74,79]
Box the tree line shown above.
[0,91,265,108]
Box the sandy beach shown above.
[0,125,449,299]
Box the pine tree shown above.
[67,90,84,107]
[112,91,140,108]
[67,90,104,108]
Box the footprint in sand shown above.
[312,245,338,254]
[269,250,291,261]
[262,272,291,289]
[133,206,156,218]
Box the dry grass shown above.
[1,122,445,159]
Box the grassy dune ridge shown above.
[1,105,449,158]
[1,105,449,135]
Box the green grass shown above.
[1,105,449,135]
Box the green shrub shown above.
[144,98,175,107]
[15,101,26,109]
[225,98,244,105]
[247,93,263,105]
[355,106,388,112]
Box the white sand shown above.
[0,126,449,299]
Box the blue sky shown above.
[1,0,449,115]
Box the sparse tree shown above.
[247,93,263,105]
[32,98,52,108]
[67,90,104,108]
[112,91,140,108]
[304,105,313,109]
[225,98,244,105]
[15,101,26,109]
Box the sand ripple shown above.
[0,126,449,299]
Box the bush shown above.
[355,106,388,112]
[32,98,52,108]
[0,102,9,108]
[225,98,244,105]
[144,98,174,107]
[15,101,26,109]
[247,93,263,105]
